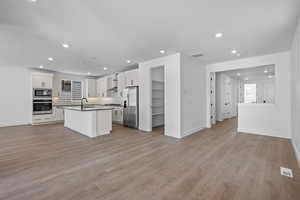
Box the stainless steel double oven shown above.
[32,88,53,115]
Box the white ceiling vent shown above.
[280,167,293,178]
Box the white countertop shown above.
[64,106,114,111]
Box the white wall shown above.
[139,53,181,138]
[180,54,207,137]
[290,18,300,166]
[206,52,291,139]
[151,67,165,82]
[0,67,31,127]
[238,103,288,138]
[139,53,206,138]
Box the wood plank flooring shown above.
[0,119,299,200]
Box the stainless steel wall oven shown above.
[33,99,53,115]
[32,88,53,115]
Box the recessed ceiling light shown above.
[160,50,165,54]
[245,77,249,81]
[39,65,44,69]
[231,49,237,54]
[103,67,108,71]
[264,70,268,73]
[268,75,273,79]
[87,72,91,75]
[215,33,223,38]
[237,73,241,76]
[48,57,54,61]
[127,60,131,64]
[29,0,37,2]
[62,43,70,48]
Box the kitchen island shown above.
[64,106,113,138]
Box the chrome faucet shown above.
[81,98,88,110]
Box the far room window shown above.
[244,84,257,103]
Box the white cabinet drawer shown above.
[32,114,54,124]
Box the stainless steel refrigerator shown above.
[123,86,139,128]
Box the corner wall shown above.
[180,54,207,137]
[138,53,181,138]
[290,18,300,167]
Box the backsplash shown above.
[53,97,122,105]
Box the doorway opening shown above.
[151,66,165,134]
[210,65,276,127]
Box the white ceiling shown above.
[0,0,299,76]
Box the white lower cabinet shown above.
[53,107,64,121]
[32,107,64,124]
[32,114,54,124]
[112,108,123,124]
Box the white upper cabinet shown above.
[32,72,53,89]
[117,72,126,97]
[125,69,139,87]
[94,70,139,98]
[85,79,97,97]
[96,77,107,97]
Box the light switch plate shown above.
[280,167,293,178]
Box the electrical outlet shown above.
[280,167,293,178]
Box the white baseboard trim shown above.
[0,122,30,128]
[237,128,291,139]
[181,126,205,138]
[292,139,300,168]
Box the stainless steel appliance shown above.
[123,86,139,128]
[33,88,52,99]
[33,88,53,115]
[33,99,53,115]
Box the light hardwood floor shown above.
[0,119,299,200]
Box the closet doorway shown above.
[151,66,165,132]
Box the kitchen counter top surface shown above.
[64,106,114,111]
[54,103,122,107]
[54,103,101,106]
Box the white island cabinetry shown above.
[64,107,113,138]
